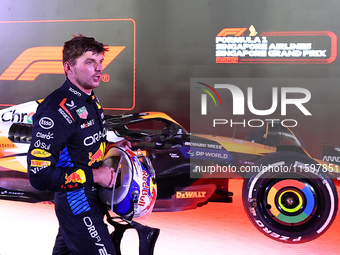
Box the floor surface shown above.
[0,179,339,255]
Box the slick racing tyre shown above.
[242,151,338,243]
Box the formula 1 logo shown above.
[215,25,337,64]
[0,19,136,111]
[0,46,125,81]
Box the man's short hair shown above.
[63,34,108,65]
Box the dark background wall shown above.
[1,0,340,159]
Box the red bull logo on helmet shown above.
[138,169,157,208]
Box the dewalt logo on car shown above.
[176,191,207,199]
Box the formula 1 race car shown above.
[0,100,339,244]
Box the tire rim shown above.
[264,179,317,226]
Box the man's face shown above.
[65,51,104,94]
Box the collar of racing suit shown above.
[62,78,96,104]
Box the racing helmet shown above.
[98,147,157,220]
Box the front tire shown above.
[242,151,338,243]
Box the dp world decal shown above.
[0,19,136,111]
[215,25,337,64]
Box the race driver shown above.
[27,35,122,255]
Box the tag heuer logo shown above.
[76,106,88,119]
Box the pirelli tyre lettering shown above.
[242,151,338,243]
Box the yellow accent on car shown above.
[140,112,185,129]
[194,134,276,156]
[0,157,27,172]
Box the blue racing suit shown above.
[27,78,116,255]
